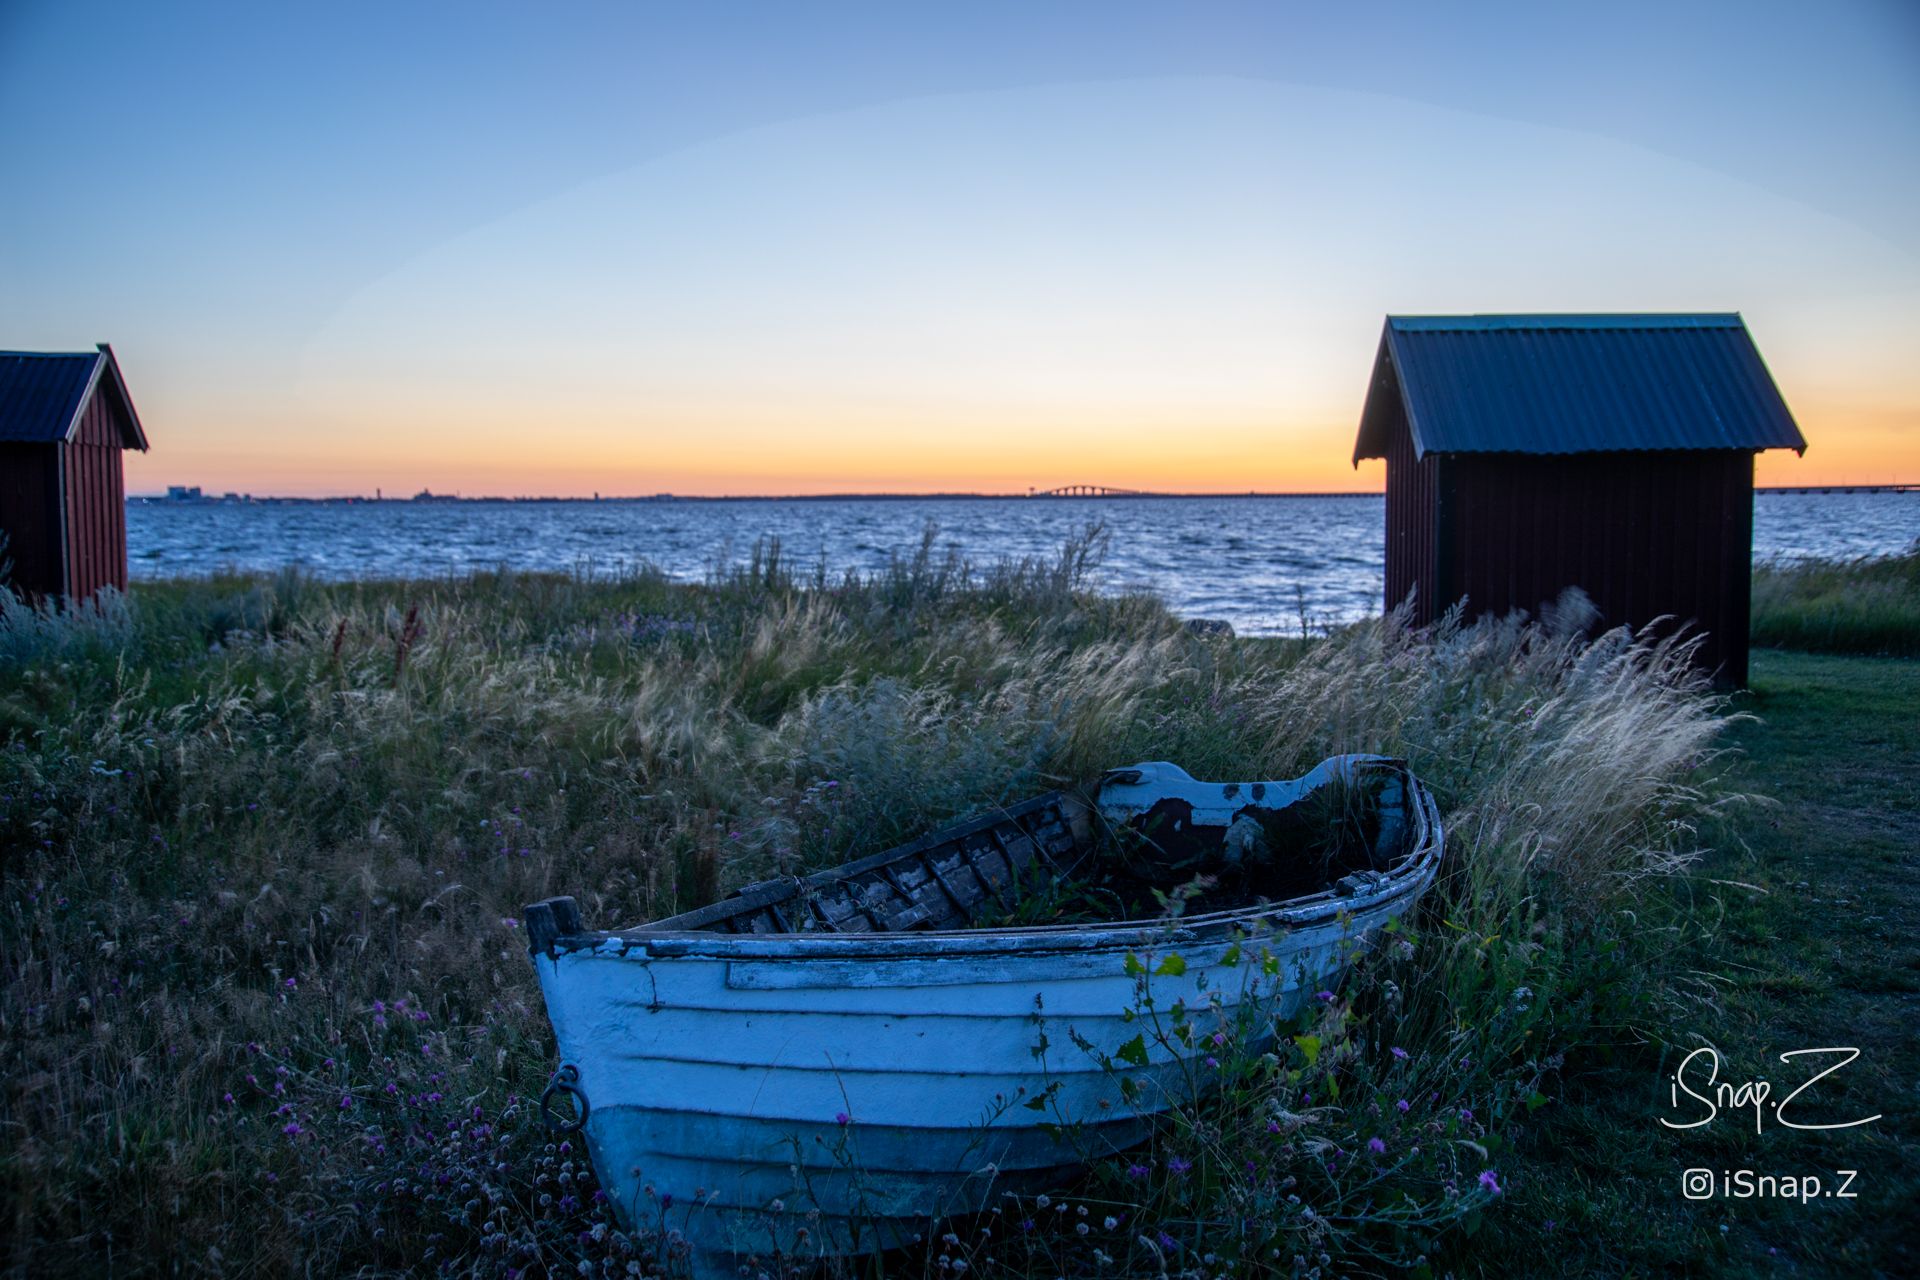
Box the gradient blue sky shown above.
[3,1,1917,495]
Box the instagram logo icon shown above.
[1682,1168,1716,1200]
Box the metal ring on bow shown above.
[540,1063,589,1133]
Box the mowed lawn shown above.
[1489,650,1919,1278]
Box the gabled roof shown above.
[0,344,149,449]
[1353,314,1806,464]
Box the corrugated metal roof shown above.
[1353,313,1807,462]
[0,345,147,449]
[0,351,102,443]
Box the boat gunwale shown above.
[534,758,1443,962]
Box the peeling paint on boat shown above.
[526,755,1443,1278]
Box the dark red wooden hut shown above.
[1352,314,1806,687]
[0,344,150,602]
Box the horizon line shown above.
[126,483,1919,503]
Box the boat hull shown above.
[532,900,1423,1272]
[527,757,1442,1276]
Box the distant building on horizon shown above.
[0,344,150,602]
[1352,313,1806,687]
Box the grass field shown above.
[1751,547,1920,657]
[1479,649,1919,1278]
[1,538,1912,1278]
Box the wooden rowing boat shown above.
[524,753,1443,1277]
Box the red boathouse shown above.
[0,344,150,602]
[1353,314,1807,687]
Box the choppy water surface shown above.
[126,492,1916,636]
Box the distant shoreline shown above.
[123,485,1920,505]
[130,490,1389,504]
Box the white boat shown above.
[524,754,1443,1277]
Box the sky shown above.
[3,1,1917,497]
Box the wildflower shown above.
[1396,1099,1410,1113]
[338,1095,354,1111]
[1157,1230,1178,1251]
[282,1122,301,1137]
[1367,1137,1387,1155]
[283,977,297,989]
[1315,990,1335,1002]
[1205,1056,1220,1069]
[1459,1108,1473,1123]
[835,1111,850,1126]
[501,917,519,929]
[1478,1169,1503,1195]
[1167,1157,1192,1176]
[1390,1046,1409,1060]
[1103,1216,1118,1230]
[1125,1163,1149,1179]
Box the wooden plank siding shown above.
[64,383,131,596]
[0,443,64,598]
[1380,388,1439,623]
[1409,444,1754,686]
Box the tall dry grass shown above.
[1,530,1736,1277]
[1750,543,1920,656]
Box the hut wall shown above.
[1381,408,1439,624]
[64,387,131,596]
[1433,450,1754,686]
[0,443,64,598]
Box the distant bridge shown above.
[1757,484,1917,495]
[1030,484,1155,497]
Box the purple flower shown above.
[500,917,519,929]
[1367,1137,1387,1155]
[1167,1156,1192,1176]
[338,1095,354,1111]
[222,1092,235,1105]
[282,1122,301,1137]
[1125,1163,1150,1180]
[1156,1230,1178,1251]
[1396,1098,1410,1113]
[1479,1169,1503,1195]
[283,977,297,989]
[835,1111,850,1126]
[1315,990,1335,1002]
[1390,1046,1409,1060]
[1459,1108,1473,1123]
